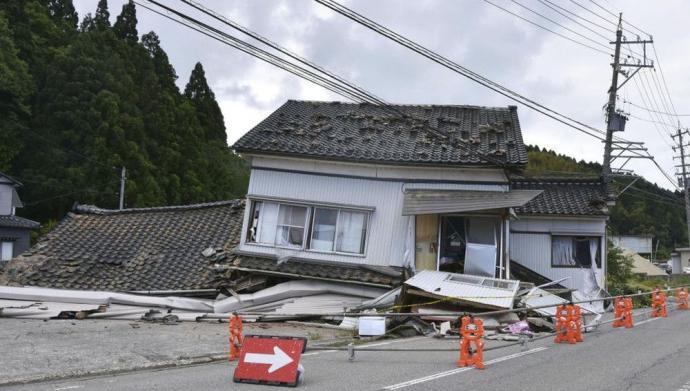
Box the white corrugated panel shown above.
[521,287,568,317]
[404,270,519,309]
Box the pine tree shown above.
[45,0,78,31]
[0,12,33,171]
[94,0,110,30]
[113,0,137,44]
[141,31,177,92]
[184,62,226,142]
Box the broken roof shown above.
[233,100,528,167]
[227,254,404,288]
[510,177,607,216]
[2,200,245,291]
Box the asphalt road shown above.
[6,308,690,391]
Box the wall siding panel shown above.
[240,169,411,267]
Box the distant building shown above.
[0,172,40,263]
[610,234,653,256]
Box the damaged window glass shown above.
[276,205,308,248]
[551,236,601,268]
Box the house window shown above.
[551,236,601,268]
[1,241,14,261]
[334,210,368,254]
[247,200,368,255]
[310,208,338,251]
[276,204,308,248]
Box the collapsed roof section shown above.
[1,200,246,291]
[233,100,528,167]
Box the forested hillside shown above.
[0,0,249,224]
[526,145,686,258]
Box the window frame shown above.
[550,235,602,268]
[1,241,14,262]
[245,199,370,257]
[274,203,310,249]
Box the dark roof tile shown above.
[511,177,607,216]
[233,100,527,166]
[3,200,245,291]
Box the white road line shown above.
[381,346,548,390]
[635,317,662,326]
[54,386,84,391]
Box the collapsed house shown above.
[229,100,608,300]
[0,100,610,330]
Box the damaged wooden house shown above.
[228,100,609,306]
[2,100,609,316]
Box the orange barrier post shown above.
[554,305,577,344]
[676,288,689,310]
[651,288,667,318]
[457,316,484,369]
[623,297,634,328]
[612,297,625,328]
[571,305,583,343]
[229,313,244,361]
[612,298,633,328]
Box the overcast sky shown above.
[74,0,690,190]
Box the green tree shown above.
[113,0,137,44]
[0,11,33,171]
[184,62,226,142]
[94,0,110,30]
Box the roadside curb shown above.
[0,352,229,388]
[0,338,353,387]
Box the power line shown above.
[315,0,614,142]
[24,179,122,206]
[588,0,651,37]
[138,1,369,104]
[613,178,681,202]
[140,0,503,165]
[482,0,613,56]
[508,0,614,53]
[535,0,611,41]
[315,0,676,188]
[569,0,618,29]
[178,0,386,106]
[651,43,682,121]
[624,99,690,117]
[539,0,614,34]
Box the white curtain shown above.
[552,237,575,266]
[403,216,415,273]
[256,202,279,244]
[583,238,602,295]
[336,211,366,253]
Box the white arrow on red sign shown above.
[244,346,293,373]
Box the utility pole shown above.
[601,14,623,200]
[119,166,127,210]
[601,13,654,199]
[674,126,690,246]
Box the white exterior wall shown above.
[509,216,607,290]
[238,155,508,267]
[0,184,14,216]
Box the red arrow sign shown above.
[233,335,306,387]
